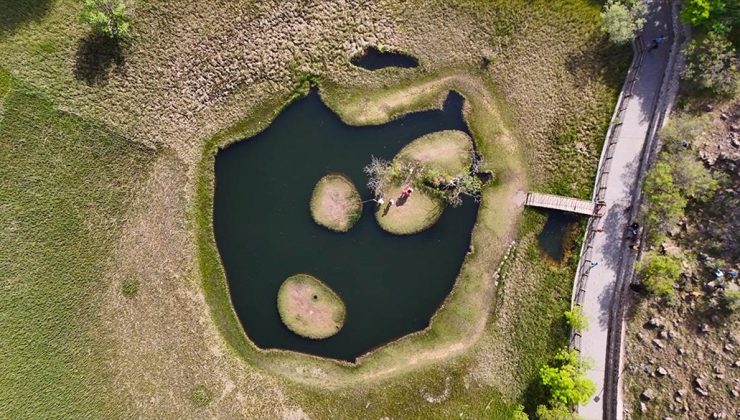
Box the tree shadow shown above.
[564,31,632,93]
[0,0,53,38]
[74,34,127,86]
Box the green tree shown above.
[80,0,132,40]
[681,0,714,27]
[671,154,718,200]
[536,404,581,420]
[682,32,738,97]
[642,161,687,241]
[637,252,682,299]
[601,0,646,44]
[680,0,737,34]
[564,306,589,331]
[539,349,596,407]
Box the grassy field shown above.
[0,68,153,417]
[0,0,628,417]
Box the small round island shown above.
[277,274,346,340]
[310,173,362,232]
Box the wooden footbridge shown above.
[525,192,598,216]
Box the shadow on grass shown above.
[74,34,127,86]
[565,32,632,89]
[519,313,570,416]
[0,0,53,37]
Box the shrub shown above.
[512,404,529,420]
[80,0,132,40]
[601,0,646,44]
[721,287,740,312]
[659,113,708,151]
[190,385,213,408]
[121,278,139,297]
[682,32,738,97]
[539,349,596,407]
[637,252,682,299]
[443,173,482,207]
[536,404,581,420]
[564,306,589,331]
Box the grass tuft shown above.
[121,278,140,298]
[189,385,213,408]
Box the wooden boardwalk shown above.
[525,192,596,216]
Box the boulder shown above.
[641,388,655,401]
[656,367,668,376]
[696,387,710,396]
[652,338,666,349]
[647,318,664,329]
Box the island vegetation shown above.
[309,173,362,232]
[365,130,479,234]
[277,274,346,340]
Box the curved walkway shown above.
[573,1,677,418]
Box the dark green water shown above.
[213,90,479,361]
[350,47,419,70]
[537,210,580,262]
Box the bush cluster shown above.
[363,155,482,207]
[637,252,682,300]
[680,0,738,97]
[641,114,718,243]
[537,348,595,416]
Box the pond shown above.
[350,47,419,70]
[213,89,478,361]
[537,210,581,262]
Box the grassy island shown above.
[310,173,362,232]
[374,130,474,235]
[277,274,346,340]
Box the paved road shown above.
[579,2,672,418]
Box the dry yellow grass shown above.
[375,185,445,235]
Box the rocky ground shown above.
[623,100,740,419]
